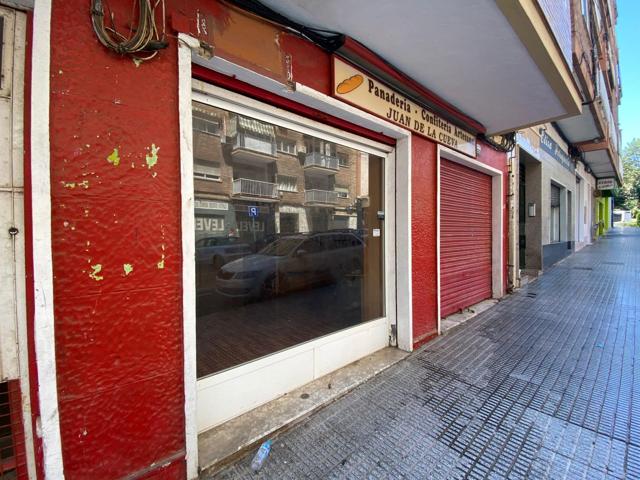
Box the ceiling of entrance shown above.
[261,0,575,134]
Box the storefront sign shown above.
[333,57,476,157]
[596,177,616,190]
[195,216,226,232]
[540,130,574,172]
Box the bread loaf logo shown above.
[336,74,364,94]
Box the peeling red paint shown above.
[49,0,184,477]
[411,136,439,345]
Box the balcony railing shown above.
[304,189,339,205]
[304,152,339,171]
[232,178,278,199]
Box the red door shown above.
[440,159,492,318]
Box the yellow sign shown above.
[333,57,477,157]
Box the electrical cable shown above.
[91,0,168,63]
[481,132,516,153]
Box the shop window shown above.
[277,174,297,192]
[550,183,561,243]
[192,101,385,378]
[194,159,221,181]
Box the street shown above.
[212,228,640,479]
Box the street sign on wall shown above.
[596,178,616,190]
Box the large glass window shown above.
[550,183,561,243]
[193,101,385,378]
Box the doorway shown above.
[518,149,542,275]
[190,84,395,433]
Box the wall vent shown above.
[0,380,27,479]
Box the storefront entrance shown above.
[191,84,394,432]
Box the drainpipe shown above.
[506,146,519,291]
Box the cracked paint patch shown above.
[61,180,89,189]
[123,263,133,276]
[107,148,120,166]
[89,264,104,281]
[157,243,166,269]
[145,144,159,169]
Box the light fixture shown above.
[528,203,536,217]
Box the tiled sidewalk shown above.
[211,228,640,479]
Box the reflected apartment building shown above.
[192,102,363,258]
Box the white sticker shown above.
[373,228,381,237]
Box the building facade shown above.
[508,0,622,288]
[0,0,607,478]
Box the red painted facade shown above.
[21,1,507,477]
[48,1,184,477]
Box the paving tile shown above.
[209,228,640,480]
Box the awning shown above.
[238,116,276,137]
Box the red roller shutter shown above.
[440,159,492,317]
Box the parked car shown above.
[195,236,253,271]
[215,232,363,298]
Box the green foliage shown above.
[613,138,640,210]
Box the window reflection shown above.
[193,101,384,378]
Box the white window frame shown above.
[335,186,349,198]
[276,138,297,155]
[337,152,349,167]
[193,158,221,182]
[179,34,413,478]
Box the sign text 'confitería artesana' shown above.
[333,57,476,157]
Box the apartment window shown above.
[550,183,561,243]
[194,159,221,181]
[335,186,349,199]
[338,153,349,167]
[277,138,297,155]
[193,112,221,136]
[277,174,298,192]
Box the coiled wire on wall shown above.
[91,0,168,63]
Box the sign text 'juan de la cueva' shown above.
[333,57,476,157]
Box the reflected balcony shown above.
[232,178,279,201]
[231,133,277,165]
[303,152,339,176]
[304,189,339,206]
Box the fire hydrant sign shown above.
[333,57,477,157]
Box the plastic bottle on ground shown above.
[250,439,273,472]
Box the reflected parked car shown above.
[215,232,363,298]
[196,236,253,271]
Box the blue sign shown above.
[248,206,259,218]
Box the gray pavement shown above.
[212,227,640,479]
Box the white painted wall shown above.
[0,6,36,477]
[31,0,65,477]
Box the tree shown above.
[612,138,640,211]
